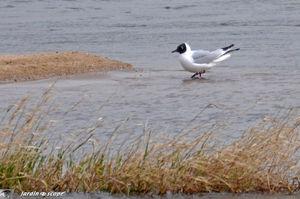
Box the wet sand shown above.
[0,51,132,83]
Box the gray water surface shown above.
[0,0,300,149]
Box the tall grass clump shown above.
[0,88,300,194]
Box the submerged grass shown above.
[0,88,300,195]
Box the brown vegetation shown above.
[0,51,132,82]
[0,89,300,195]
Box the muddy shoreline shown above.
[0,51,132,83]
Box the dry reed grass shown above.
[0,51,132,82]
[0,88,300,195]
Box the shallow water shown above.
[0,0,299,142]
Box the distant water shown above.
[0,0,299,68]
[0,0,299,143]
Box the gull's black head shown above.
[172,43,186,54]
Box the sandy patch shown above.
[0,51,132,82]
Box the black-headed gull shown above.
[172,43,240,78]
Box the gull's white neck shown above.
[183,43,192,56]
[180,43,193,61]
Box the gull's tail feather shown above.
[222,44,234,51]
[223,48,240,55]
[213,48,240,63]
[213,54,231,63]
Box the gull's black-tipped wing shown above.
[192,44,239,64]
[192,49,225,64]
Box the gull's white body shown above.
[177,43,232,73]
